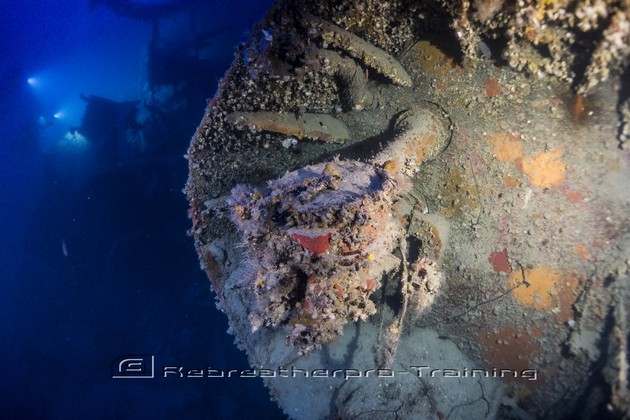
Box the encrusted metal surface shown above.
[186,1,630,418]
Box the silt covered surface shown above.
[186,0,630,418]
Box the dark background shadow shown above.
[0,0,285,418]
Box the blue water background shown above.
[0,0,284,418]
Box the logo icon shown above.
[111,355,155,379]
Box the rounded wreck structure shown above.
[186,1,630,418]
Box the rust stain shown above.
[477,325,543,385]
[508,266,560,310]
[488,133,523,163]
[522,149,567,189]
[485,79,501,97]
[488,248,512,273]
[572,94,586,122]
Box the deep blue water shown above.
[0,0,284,418]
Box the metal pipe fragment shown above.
[373,101,451,177]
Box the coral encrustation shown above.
[230,159,400,354]
[228,103,451,354]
